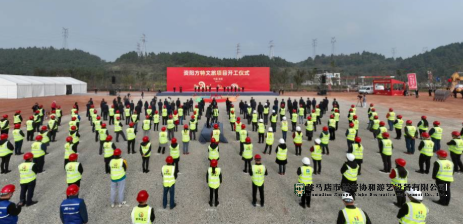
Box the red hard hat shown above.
[166,156,173,164]
[323,126,328,132]
[382,132,390,138]
[421,132,429,138]
[231,111,235,114]
[349,109,353,112]
[146,115,150,119]
[66,136,73,142]
[195,105,198,108]
[355,137,361,143]
[23,152,33,160]
[436,150,447,158]
[35,135,43,141]
[14,124,20,129]
[389,108,393,112]
[69,153,78,161]
[2,114,8,119]
[111,105,115,108]
[90,105,94,108]
[35,110,40,114]
[335,109,339,112]
[137,190,149,203]
[379,121,385,126]
[330,115,334,119]
[211,138,216,143]
[190,115,195,119]
[16,110,21,114]
[171,138,177,144]
[113,148,122,156]
[106,135,113,141]
[168,115,173,119]
[395,158,406,167]
[29,116,34,120]
[307,116,310,120]
[57,106,61,109]
[0,134,7,140]
[129,122,134,127]
[353,115,358,119]
[41,126,47,131]
[237,117,241,121]
[351,105,355,108]
[161,127,166,131]
[143,136,149,142]
[193,111,197,115]
[452,131,460,136]
[374,115,378,119]
[293,109,296,113]
[312,109,315,113]
[316,105,319,108]
[1,184,15,194]
[406,120,412,125]
[72,117,76,121]
[183,124,188,129]
[349,123,354,128]
[372,108,376,112]
[94,110,98,113]
[71,126,77,131]
[241,124,246,129]
[66,184,79,196]
[370,103,374,106]
[116,117,121,120]
[174,110,178,115]
[433,121,440,126]
[397,115,402,119]
[210,159,218,168]
[214,124,219,129]
[421,116,427,120]
[96,116,101,120]
[254,154,261,160]
[101,123,107,128]
[245,137,251,143]
[50,115,55,119]
[155,111,158,114]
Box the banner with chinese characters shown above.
[167,67,270,92]
[407,73,417,90]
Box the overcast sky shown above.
[1,0,462,62]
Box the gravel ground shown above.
[1,94,462,223]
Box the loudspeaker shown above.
[112,76,116,84]
[321,75,326,84]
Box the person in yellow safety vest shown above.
[17,152,38,207]
[371,115,380,140]
[328,115,336,140]
[415,132,434,174]
[169,138,181,173]
[315,105,321,125]
[12,124,25,155]
[89,105,95,122]
[290,109,298,132]
[257,119,265,144]
[131,190,156,223]
[146,106,153,118]
[394,115,404,140]
[447,131,463,172]
[347,109,354,123]
[263,127,274,154]
[376,121,388,152]
[385,108,396,131]
[31,135,45,173]
[140,136,152,173]
[320,126,330,155]
[114,117,126,142]
[341,153,359,199]
[47,115,58,142]
[208,138,220,161]
[125,122,136,154]
[172,110,179,132]
[432,150,454,206]
[390,158,408,207]
[304,116,314,141]
[71,105,77,116]
[0,114,10,135]
[350,137,364,175]
[368,108,378,131]
[152,111,160,131]
[250,154,267,207]
[251,110,258,132]
[337,192,372,224]
[32,110,41,132]
[212,106,219,124]
[429,120,443,152]
[349,104,356,114]
[270,110,278,133]
[63,136,77,167]
[181,124,190,155]
[189,115,197,141]
[278,116,287,142]
[13,110,22,125]
[309,138,322,174]
[55,105,63,126]
[297,157,314,208]
[417,116,429,139]
[404,120,418,154]
[162,156,177,209]
[142,115,151,137]
[167,115,175,140]
[379,132,393,173]
[108,105,115,125]
[0,134,14,173]
[91,110,98,130]
[298,105,305,125]
[234,117,242,140]
[345,123,356,152]
[69,117,78,133]
[104,135,117,174]
[65,153,83,187]
[333,109,340,130]
[241,137,253,173]
[263,104,270,125]
[178,105,184,126]
[194,105,199,121]
[98,123,109,155]
[279,106,286,121]
[229,111,236,131]
[207,159,222,207]
[293,126,303,156]
[93,115,101,137]
[246,105,252,125]
[26,116,34,141]
[131,111,140,133]
[275,138,288,175]
[211,123,220,143]
[109,148,127,208]
[125,105,132,125]
[39,126,50,154]
[239,124,248,155]
[397,188,428,223]
[115,109,121,121]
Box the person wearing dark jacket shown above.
[397,188,428,223]
[0,134,14,173]
[131,190,155,223]
[0,184,22,223]
[390,158,408,207]
[447,131,463,172]
[140,136,152,173]
[12,124,25,155]
[340,154,358,200]
[311,98,316,109]
[257,102,264,119]
[249,154,267,207]
[60,184,88,224]
[337,192,372,224]
[205,106,212,128]
[432,150,454,206]
[275,139,288,174]
[0,115,10,135]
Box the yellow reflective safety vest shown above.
[280,108,285,115]
[298,108,304,116]
[142,119,151,131]
[182,130,190,142]
[162,165,175,187]
[65,162,82,184]
[266,132,274,145]
[170,144,179,159]
[239,130,247,143]
[153,114,160,123]
[71,132,80,144]
[251,165,266,186]
[178,108,183,116]
[342,207,366,224]
[306,120,314,131]
[347,128,356,141]
[109,108,115,116]
[208,167,221,189]
[14,115,21,124]
[418,121,428,131]
[189,120,197,131]
[258,123,265,133]
[394,119,404,129]
[125,108,131,117]
[352,143,363,159]
[162,108,167,117]
[343,164,358,181]
[436,160,454,182]
[252,114,258,123]
[276,146,287,161]
[40,131,50,143]
[167,119,174,129]
[263,107,269,114]
[114,120,122,132]
[294,132,303,144]
[13,129,24,142]
[131,114,138,123]
[381,139,393,156]
[141,143,151,157]
[420,140,434,156]
[311,145,322,160]
[230,113,236,123]
[298,166,313,185]
[271,114,277,123]
[321,132,330,144]
[31,142,45,158]
[334,112,340,121]
[18,162,36,184]
[329,119,336,128]
[399,202,428,224]
[405,126,417,138]
[0,141,13,157]
[431,127,442,140]
[104,142,114,158]
[208,145,219,160]
[127,128,136,140]
[281,121,288,132]
[242,143,253,159]
[99,129,107,141]
[449,138,463,155]
[93,120,101,131]
[353,120,359,130]
[235,122,242,132]
[391,168,408,190]
[110,158,126,181]
[377,127,387,139]
[26,120,34,131]
[64,142,75,159]
[212,130,220,142]
[372,119,380,130]
[388,112,396,121]
[131,205,152,224]
[159,131,168,144]
[291,113,297,123]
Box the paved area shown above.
[1,94,462,223]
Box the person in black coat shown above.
[205,106,213,128]
[311,98,316,109]
[239,100,244,114]
[257,102,264,119]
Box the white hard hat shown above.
[341,192,354,202]
[346,153,355,161]
[296,126,301,131]
[406,188,423,201]
[282,117,286,121]
[279,138,285,144]
[268,127,273,132]
[253,110,257,113]
[302,157,311,165]
[259,119,263,123]
[272,110,275,113]
[315,138,321,144]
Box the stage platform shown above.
[156,91,278,96]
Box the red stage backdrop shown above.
[167,67,270,92]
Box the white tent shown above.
[0,74,87,99]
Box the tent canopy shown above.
[0,74,87,99]
[373,79,405,96]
